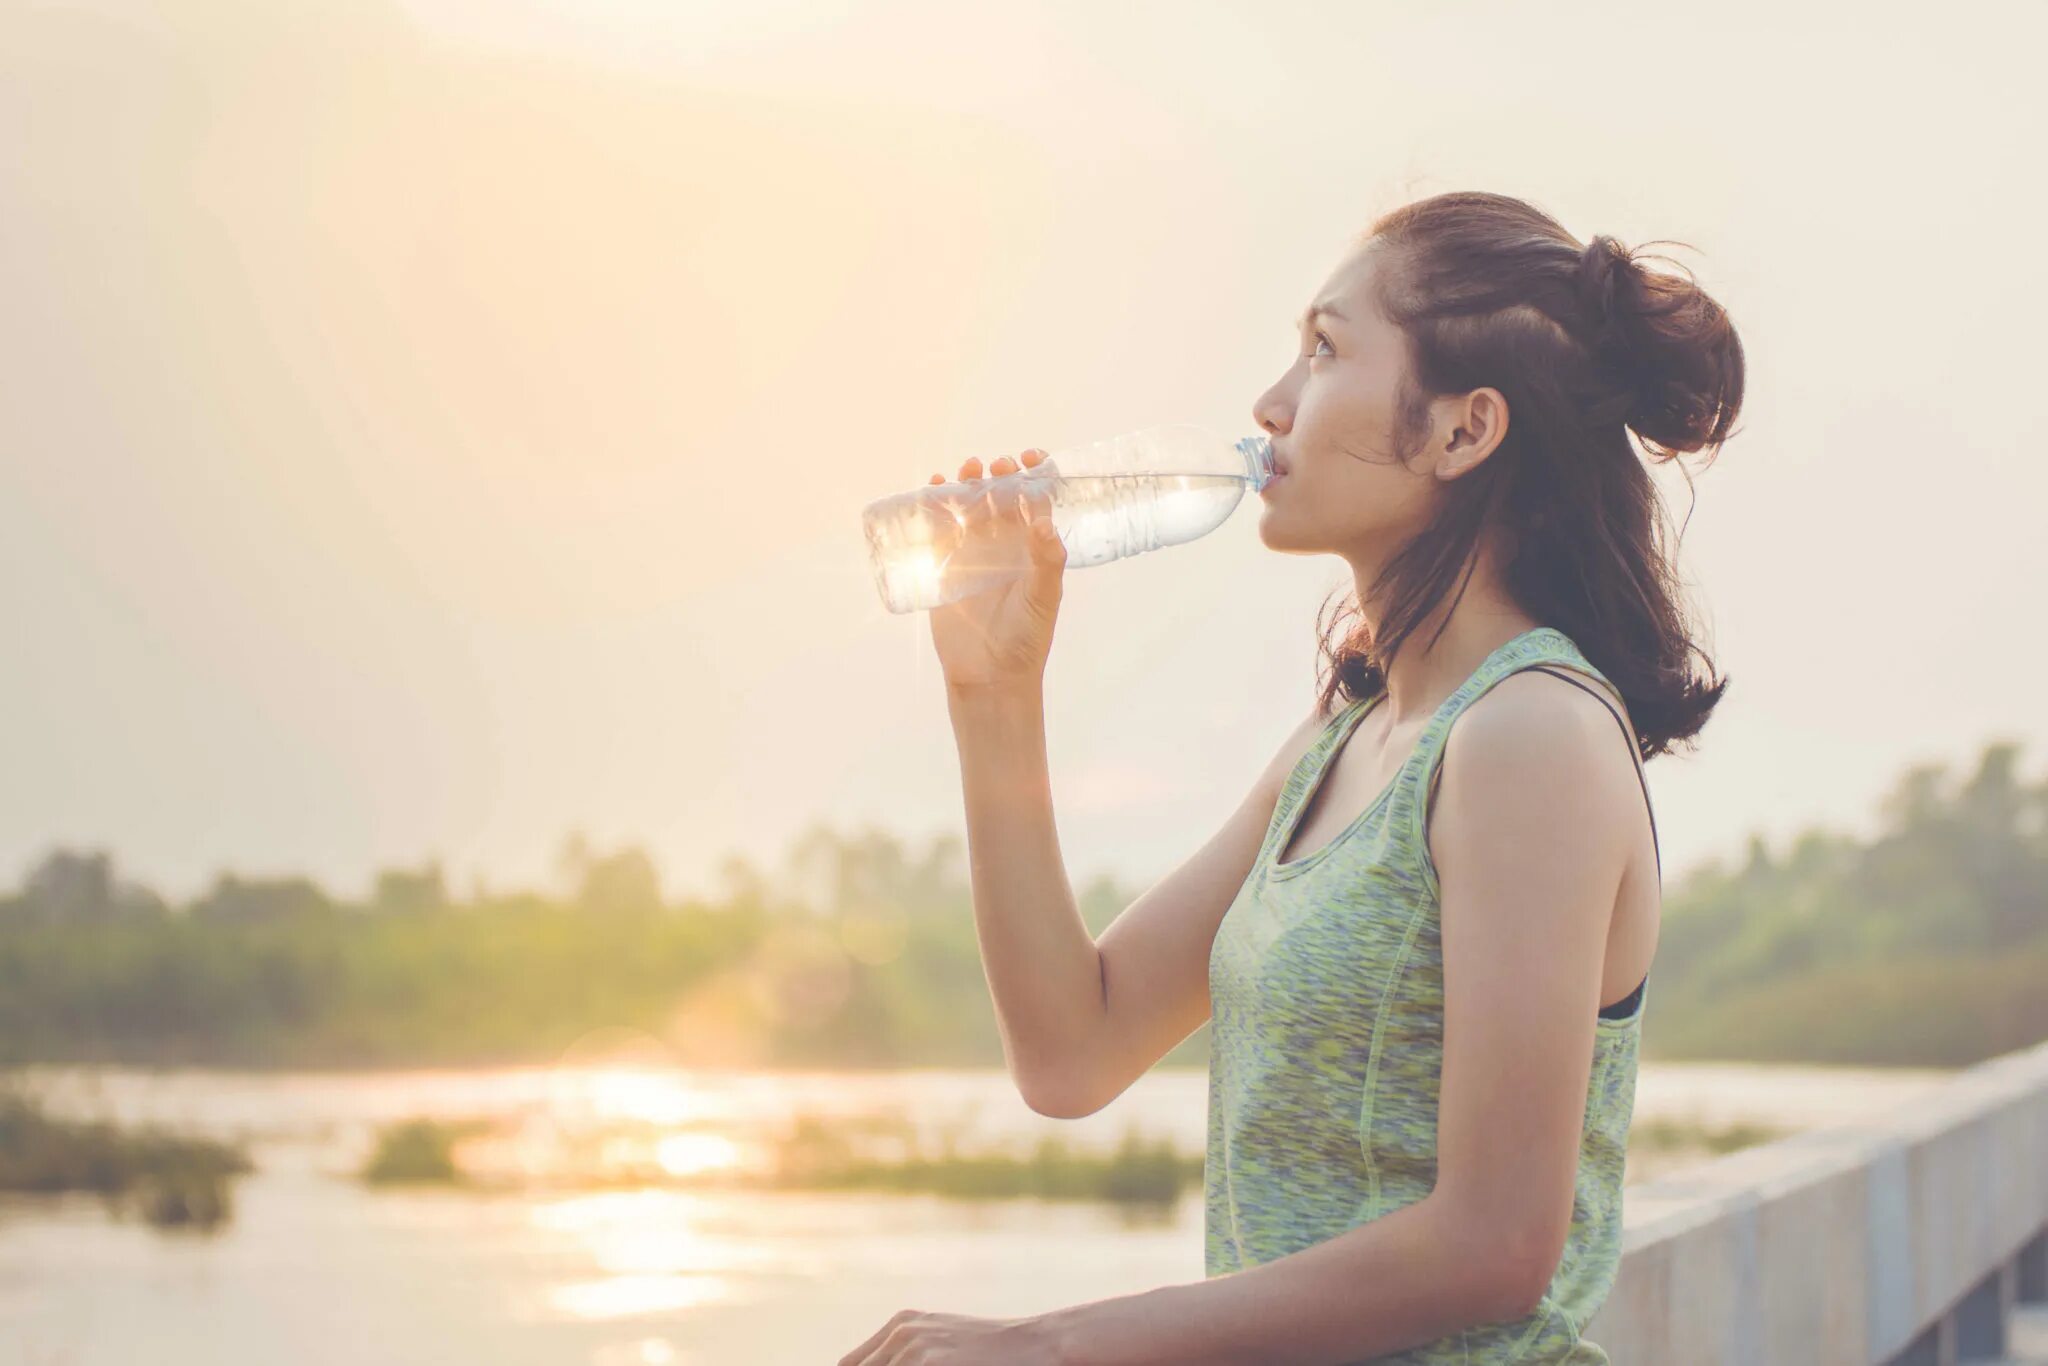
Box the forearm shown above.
[945,680,1104,1105]
[1040,1194,1528,1366]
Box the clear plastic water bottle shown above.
[862,424,1277,613]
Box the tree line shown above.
[1,740,2043,1069]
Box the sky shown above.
[2,0,2043,906]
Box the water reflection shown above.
[532,1186,745,1299]
[655,1133,745,1179]
[546,1274,731,1322]
[587,1341,681,1366]
[0,1063,1957,1364]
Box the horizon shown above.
[4,1,2043,906]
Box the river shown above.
[0,1061,1954,1364]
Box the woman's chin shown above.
[1255,513,1316,555]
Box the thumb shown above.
[1024,507,1065,621]
[1028,504,1065,572]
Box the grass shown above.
[769,1116,1200,1205]
[359,1117,494,1185]
[356,1109,1204,1207]
[351,1109,1796,1207]
[0,1087,252,1232]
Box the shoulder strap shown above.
[1523,665,1662,885]
[1263,695,1379,862]
[1407,630,1661,887]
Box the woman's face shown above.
[1251,247,1444,559]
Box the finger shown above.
[840,1310,916,1366]
[929,473,943,485]
[941,496,973,545]
[985,468,1021,525]
[1019,487,1062,560]
[966,473,1009,532]
[943,492,981,550]
[838,1321,892,1365]
[989,455,1017,477]
[1021,448,1046,465]
[971,489,1007,537]
[922,490,966,547]
[959,456,983,481]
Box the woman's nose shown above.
[1253,397,1289,436]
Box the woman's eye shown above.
[1304,331,1334,361]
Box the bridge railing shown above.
[1584,1035,2048,1364]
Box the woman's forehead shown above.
[1311,249,1388,326]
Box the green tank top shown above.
[1204,625,1650,1364]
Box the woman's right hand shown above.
[925,449,1067,692]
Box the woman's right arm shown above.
[921,447,1326,1118]
[951,681,1327,1119]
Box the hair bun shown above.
[1574,233,1742,457]
[1575,235,1641,387]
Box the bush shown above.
[0,1088,251,1231]
[360,1118,467,1185]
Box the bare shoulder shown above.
[1427,668,1644,1274]
[1452,668,1632,765]
[1434,669,1640,864]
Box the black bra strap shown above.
[1599,973,1646,1021]
[1525,666,1661,885]
[1525,666,1655,1023]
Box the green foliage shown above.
[1640,738,2048,1065]
[0,737,2043,1070]
[754,1114,1200,1205]
[361,1118,473,1185]
[347,1107,1203,1207]
[1646,951,2048,1066]
[0,1087,251,1231]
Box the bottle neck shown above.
[1235,435,1276,490]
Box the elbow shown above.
[1431,1191,1565,1323]
[1015,1070,1102,1120]
[1436,1198,1562,1323]
[1475,1235,1563,1323]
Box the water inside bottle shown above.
[1035,473,1247,566]
[864,468,1249,613]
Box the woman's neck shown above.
[1353,551,1540,727]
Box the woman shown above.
[840,190,1744,1365]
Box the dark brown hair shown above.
[1313,191,1744,759]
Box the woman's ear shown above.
[1435,387,1510,480]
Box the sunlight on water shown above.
[450,1112,770,1189]
[0,1064,1963,1363]
[529,1189,829,1276]
[582,1069,701,1127]
[527,1188,831,1327]
[588,1340,681,1366]
[531,1188,712,1235]
[656,1132,745,1178]
[545,1274,733,1322]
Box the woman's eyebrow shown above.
[1293,300,1350,330]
